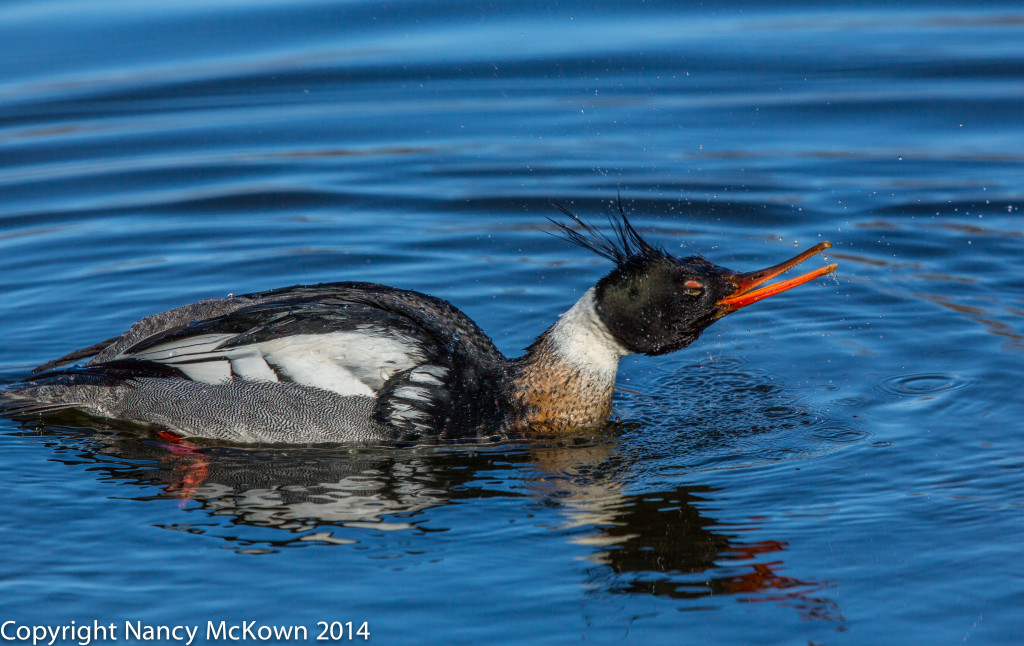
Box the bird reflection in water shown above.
[526,440,845,624]
[23,416,843,625]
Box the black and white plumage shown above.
[5,284,509,442]
[1,208,837,443]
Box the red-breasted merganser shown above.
[0,207,836,443]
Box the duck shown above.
[0,206,836,443]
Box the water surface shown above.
[1,1,1023,644]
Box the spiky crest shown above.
[548,197,663,265]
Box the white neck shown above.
[544,288,631,378]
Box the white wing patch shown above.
[118,329,426,397]
[125,333,238,383]
[176,359,233,384]
[227,350,280,382]
[128,333,236,362]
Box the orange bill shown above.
[717,241,837,312]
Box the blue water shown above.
[2,1,1023,644]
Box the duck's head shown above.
[552,203,837,356]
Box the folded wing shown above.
[12,283,508,438]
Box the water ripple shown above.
[614,357,866,473]
[874,372,975,398]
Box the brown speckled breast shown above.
[510,338,617,432]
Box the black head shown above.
[550,202,836,356]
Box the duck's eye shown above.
[683,280,704,296]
